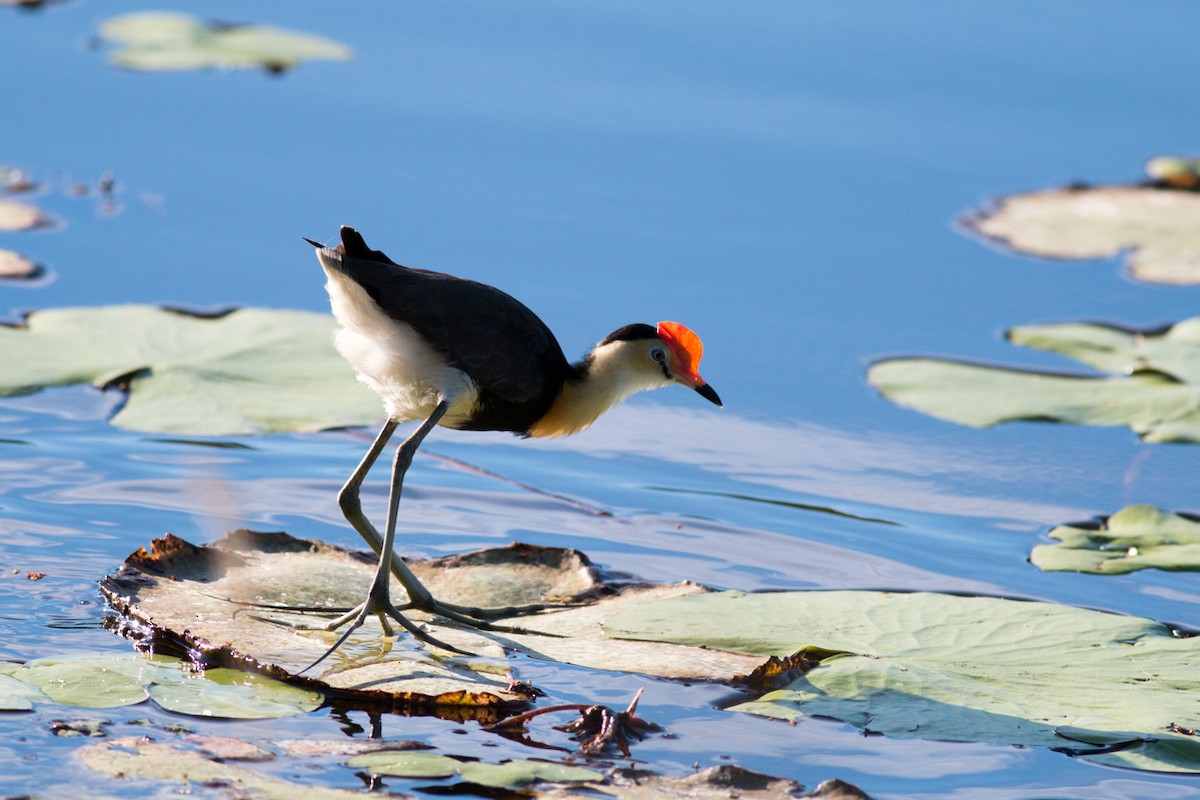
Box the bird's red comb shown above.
[657,321,705,382]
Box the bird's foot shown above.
[398,596,552,630]
[298,594,471,675]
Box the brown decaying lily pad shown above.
[101,531,764,711]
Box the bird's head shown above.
[595,321,722,407]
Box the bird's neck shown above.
[526,344,658,438]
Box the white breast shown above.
[324,271,478,424]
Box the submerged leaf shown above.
[98,12,353,74]
[1033,505,1200,574]
[868,318,1200,443]
[0,305,383,435]
[605,590,1200,773]
[965,185,1200,284]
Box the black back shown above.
[323,227,574,433]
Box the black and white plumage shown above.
[304,226,720,667]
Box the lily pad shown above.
[0,652,322,719]
[0,249,42,279]
[965,184,1200,284]
[100,531,765,707]
[348,751,602,789]
[98,12,353,74]
[81,736,366,800]
[1032,505,1200,574]
[102,531,1200,772]
[606,590,1200,773]
[0,305,384,435]
[867,317,1200,443]
[148,668,321,719]
[0,671,49,711]
[0,198,52,231]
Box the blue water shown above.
[2,1,1200,797]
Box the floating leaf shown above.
[2,652,322,719]
[347,751,463,778]
[81,736,366,800]
[868,318,1200,443]
[348,751,601,788]
[965,185,1200,284]
[0,249,42,279]
[17,656,150,708]
[0,199,52,231]
[1033,505,1200,574]
[102,531,1200,772]
[605,590,1200,773]
[148,668,321,719]
[0,671,49,711]
[0,305,383,435]
[98,12,353,74]
[457,759,602,789]
[100,531,765,708]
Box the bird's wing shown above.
[321,236,571,403]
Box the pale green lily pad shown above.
[17,657,150,708]
[966,184,1200,284]
[0,671,49,711]
[3,652,324,719]
[605,590,1200,773]
[98,12,353,74]
[0,305,384,435]
[347,751,463,778]
[148,668,322,719]
[1033,505,1200,574]
[867,318,1200,443]
[0,198,52,231]
[348,751,601,788]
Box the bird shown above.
[303,225,721,669]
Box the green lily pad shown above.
[17,656,150,709]
[148,668,322,719]
[605,590,1200,773]
[0,671,49,711]
[965,184,1200,284]
[0,305,383,435]
[348,751,602,789]
[3,652,324,719]
[867,318,1200,443]
[98,12,353,74]
[1033,505,1200,574]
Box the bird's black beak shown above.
[695,383,723,407]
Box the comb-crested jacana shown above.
[305,226,721,668]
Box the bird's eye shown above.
[650,346,667,363]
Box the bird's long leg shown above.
[304,406,464,673]
[337,419,543,625]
